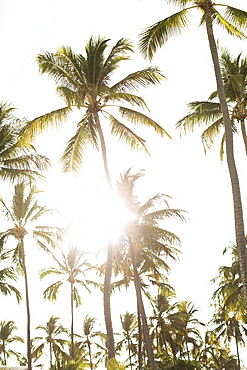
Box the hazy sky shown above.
[1,0,247,367]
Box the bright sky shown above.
[1,0,247,367]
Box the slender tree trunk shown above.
[137,305,143,370]
[127,336,133,370]
[87,338,93,370]
[128,236,156,370]
[21,240,32,370]
[93,112,116,359]
[3,341,6,366]
[234,329,241,370]
[49,342,52,367]
[70,282,75,359]
[204,5,247,312]
[240,119,247,156]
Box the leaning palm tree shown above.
[33,315,69,367]
[0,320,24,366]
[22,36,170,359]
[139,0,247,312]
[176,49,247,160]
[0,182,63,370]
[0,101,50,184]
[39,246,97,360]
[113,168,186,370]
[0,248,21,303]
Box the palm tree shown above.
[138,0,247,312]
[33,316,69,367]
[113,168,186,370]
[212,309,247,370]
[0,182,63,370]
[0,101,50,183]
[176,49,247,160]
[39,246,97,360]
[0,248,22,302]
[22,36,170,359]
[174,301,204,362]
[0,320,24,366]
[118,312,138,370]
[81,315,97,370]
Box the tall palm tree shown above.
[113,168,186,370]
[0,182,63,370]
[39,246,97,360]
[138,0,247,312]
[0,101,50,183]
[0,248,21,302]
[0,320,24,366]
[176,49,247,160]
[33,316,69,367]
[23,36,170,359]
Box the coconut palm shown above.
[23,35,170,359]
[0,182,63,370]
[118,312,138,370]
[0,101,50,183]
[113,168,186,369]
[0,248,21,302]
[212,309,247,370]
[0,320,24,365]
[39,246,97,360]
[139,0,247,312]
[33,316,69,367]
[176,49,247,160]
[82,315,97,370]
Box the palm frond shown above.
[111,67,165,92]
[119,106,171,138]
[138,9,191,60]
[223,6,247,30]
[60,115,94,172]
[142,209,187,224]
[97,37,133,86]
[214,8,246,39]
[43,281,63,301]
[108,114,148,152]
[22,106,72,141]
[104,92,148,110]
[201,117,225,152]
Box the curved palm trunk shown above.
[204,6,247,312]
[128,236,156,370]
[20,240,32,370]
[93,112,115,359]
[70,282,75,359]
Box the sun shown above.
[43,172,134,252]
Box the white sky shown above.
[1,0,247,367]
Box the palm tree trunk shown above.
[70,282,75,359]
[204,6,247,312]
[2,341,6,366]
[234,328,241,370]
[128,236,156,370]
[49,342,52,367]
[240,119,247,156]
[93,112,116,359]
[21,240,32,370]
[87,338,93,370]
[137,306,143,370]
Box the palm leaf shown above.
[119,106,171,138]
[223,6,247,30]
[43,281,63,301]
[138,9,191,60]
[213,8,246,39]
[61,115,94,172]
[108,114,148,152]
[22,106,72,140]
[111,67,165,92]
